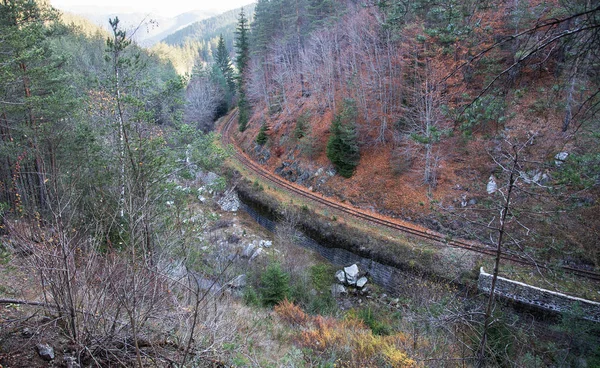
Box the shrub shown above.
[293,112,310,139]
[274,299,308,325]
[309,264,334,290]
[243,287,260,307]
[390,147,414,176]
[275,301,416,367]
[260,263,290,307]
[356,307,393,336]
[459,94,506,137]
[299,132,320,159]
[307,293,337,316]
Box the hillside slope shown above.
[231,0,600,269]
[162,4,256,54]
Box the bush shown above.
[356,307,393,336]
[293,112,310,140]
[275,303,416,367]
[274,299,308,325]
[459,94,506,137]
[309,264,334,290]
[390,147,414,176]
[307,293,337,316]
[300,132,320,159]
[243,287,261,307]
[260,263,290,307]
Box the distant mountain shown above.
[162,4,256,49]
[62,9,221,47]
[59,10,110,37]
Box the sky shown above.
[51,0,253,17]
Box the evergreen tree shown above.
[307,0,337,31]
[214,34,235,93]
[251,0,281,56]
[0,0,74,213]
[260,263,290,307]
[326,99,360,178]
[256,122,269,145]
[234,8,251,132]
[211,34,235,117]
[293,113,309,140]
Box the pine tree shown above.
[326,99,360,178]
[307,0,337,31]
[234,8,251,132]
[260,263,290,307]
[0,0,74,213]
[214,34,235,93]
[256,122,269,145]
[251,0,280,56]
[293,113,309,140]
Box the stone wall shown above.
[478,268,600,322]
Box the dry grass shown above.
[275,300,418,367]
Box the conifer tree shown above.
[307,0,337,31]
[256,122,269,145]
[251,0,280,55]
[234,8,250,132]
[260,263,290,307]
[326,99,360,178]
[214,34,235,93]
[0,0,74,213]
[106,17,132,219]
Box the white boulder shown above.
[555,152,569,166]
[487,176,498,194]
[344,264,360,285]
[335,270,346,284]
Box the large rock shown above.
[227,274,247,289]
[198,171,220,186]
[255,145,271,164]
[486,176,497,194]
[356,277,368,289]
[64,356,80,368]
[259,240,272,248]
[250,247,263,261]
[555,152,569,166]
[218,190,240,212]
[331,284,347,296]
[242,242,256,258]
[521,170,548,185]
[344,264,360,285]
[36,343,54,361]
[335,270,346,284]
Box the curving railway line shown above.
[220,110,600,282]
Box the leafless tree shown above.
[184,74,223,132]
[247,57,272,110]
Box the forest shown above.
[233,0,600,270]
[0,0,599,367]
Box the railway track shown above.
[220,110,600,282]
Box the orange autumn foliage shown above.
[275,301,418,367]
[274,299,309,326]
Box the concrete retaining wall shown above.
[478,268,600,322]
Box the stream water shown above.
[239,200,423,296]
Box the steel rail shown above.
[220,110,600,282]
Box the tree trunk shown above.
[477,148,519,368]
